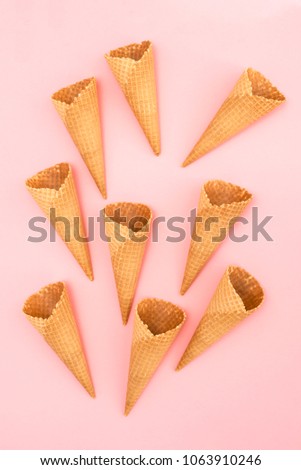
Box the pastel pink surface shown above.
[0,0,300,450]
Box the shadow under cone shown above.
[180,180,252,295]
[52,78,106,198]
[104,202,152,325]
[177,266,264,370]
[23,282,95,397]
[125,298,186,415]
[26,163,93,280]
[183,68,285,167]
[105,41,160,155]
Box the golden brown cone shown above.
[181,180,252,295]
[26,163,93,280]
[125,298,186,415]
[105,41,160,155]
[183,68,285,167]
[23,282,95,397]
[52,78,106,198]
[177,266,264,370]
[104,202,152,325]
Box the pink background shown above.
[1,0,301,450]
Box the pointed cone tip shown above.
[121,308,130,325]
[180,281,189,296]
[124,402,133,416]
[98,185,107,199]
[176,359,187,371]
[151,144,160,156]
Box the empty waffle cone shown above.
[104,202,152,325]
[183,68,285,167]
[105,41,160,155]
[23,282,95,396]
[52,78,106,198]
[181,180,252,295]
[26,163,93,280]
[125,298,186,415]
[177,266,264,370]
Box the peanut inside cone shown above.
[23,282,64,319]
[247,69,285,102]
[104,202,151,233]
[108,41,150,61]
[204,180,251,206]
[26,163,70,191]
[229,266,264,312]
[138,299,185,335]
[52,78,92,105]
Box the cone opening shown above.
[23,282,64,319]
[137,298,185,336]
[204,180,252,206]
[247,69,285,102]
[26,163,70,191]
[228,266,264,312]
[108,41,151,61]
[104,202,151,232]
[52,78,93,105]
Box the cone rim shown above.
[23,282,96,397]
[226,265,264,314]
[104,201,152,234]
[246,68,285,103]
[177,266,264,371]
[23,281,66,322]
[105,40,151,63]
[203,179,252,208]
[51,77,96,108]
[136,298,186,338]
[26,162,72,195]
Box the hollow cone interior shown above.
[52,78,106,198]
[181,180,252,294]
[183,68,285,166]
[178,266,264,370]
[26,163,93,280]
[105,41,160,155]
[23,282,95,396]
[125,298,186,415]
[104,202,152,324]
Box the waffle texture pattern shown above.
[125,298,186,415]
[52,78,106,198]
[183,68,285,166]
[105,41,160,155]
[23,282,95,396]
[181,180,252,294]
[104,202,152,324]
[178,266,264,370]
[26,163,93,280]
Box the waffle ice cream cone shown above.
[52,78,106,198]
[23,282,95,396]
[125,298,186,415]
[181,180,252,295]
[183,68,285,167]
[104,202,152,325]
[177,266,264,370]
[26,163,93,280]
[105,41,160,155]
